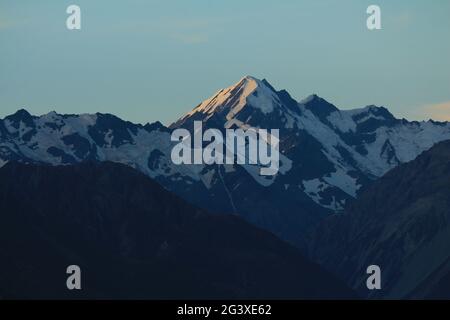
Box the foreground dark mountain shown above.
[2,76,450,248]
[309,140,450,299]
[0,161,353,299]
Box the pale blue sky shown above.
[1,0,449,124]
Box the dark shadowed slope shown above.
[0,161,353,299]
[309,140,450,299]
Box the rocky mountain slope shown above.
[309,140,450,299]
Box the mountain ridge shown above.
[309,140,450,299]
[0,160,355,299]
[2,76,450,248]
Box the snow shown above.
[0,158,8,168]
[302,178,326,199]
[245,77,280,114]
[183,76,280,121]
[323,168,359,197]
[299,94,318,104]
[326,110,356,133]
[295,107,346,158]
[302,178,345,210]
[1,111,203,183]
[353,121,450,177]
[3,119,16,134]
[40,111,59,122]
[2,77,450,214]
[99,127,202,181]
[283,113,296,129]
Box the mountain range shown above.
[1,76,450,248]
[0,161,354,299]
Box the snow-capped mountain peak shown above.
[175,76,284,126]
[172,76,302,132]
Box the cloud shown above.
[422,101,450,121]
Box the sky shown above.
[1,0,449,125]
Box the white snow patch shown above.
[0,158,8,168]
[326,111,356,133]
[323,168,359,197]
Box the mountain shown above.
[170,76,450,244]
[1,76,450,248]
[0,161,354,299]
[309,140,450,299]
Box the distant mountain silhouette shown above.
[0,161,354,299]
[309,140,450,299]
